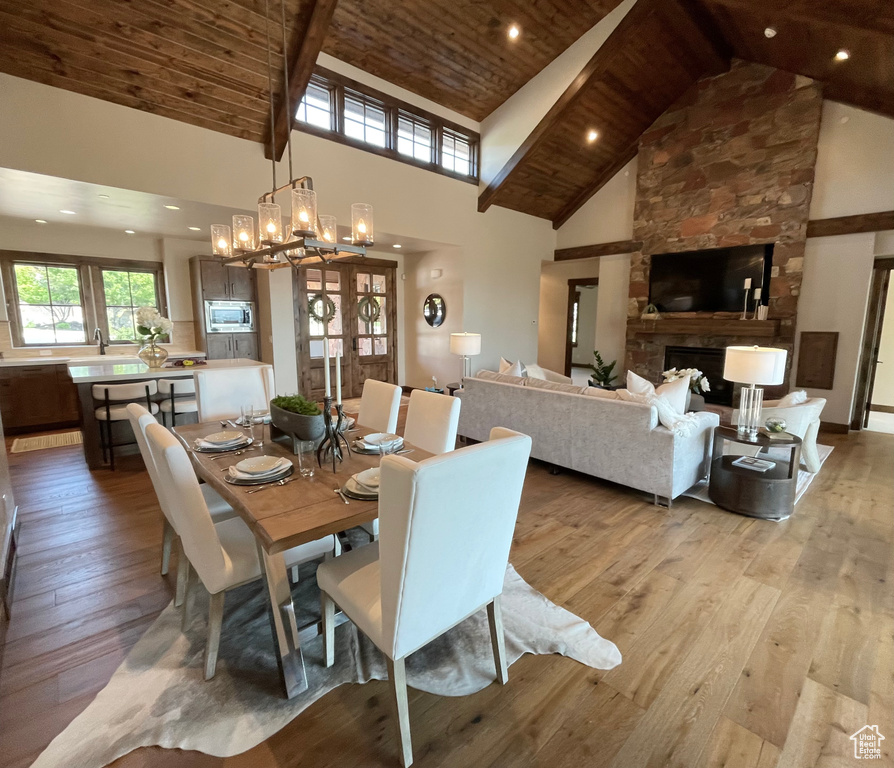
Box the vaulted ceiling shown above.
[0,0,891,227]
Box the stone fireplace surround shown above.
[624,60,824,391]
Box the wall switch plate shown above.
[39,349,53,356]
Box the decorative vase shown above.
[270,402,325,442]
[138,341,168,368]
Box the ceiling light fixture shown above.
[35,219,47,224]
[392,244,402,249]
[210,0,372,271]
[59,209,76,215]
[188,226,202,231]
[164,205,181,210]
[763,26,777,38]
[835,49,850,61]
[125,230,135,235]
[508,24,520,40]
[587,129,599,143]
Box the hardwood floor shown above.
[0,427,891,768]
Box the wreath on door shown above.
[308,294,337,324]
[358,296,382,324]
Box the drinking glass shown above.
[246,408,265,448]
[296,440,315,478]
[240,404,253,428]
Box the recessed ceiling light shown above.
[124,230,135,235]
[392,244,402,249]
[342,236,352,242]
[835,49,850,61]
[164,204,180,210]
[98,194,110,199]
[59,209,76,215]
[508,24,520,40]
[763,26,777,38]
[587,129,599,143]
[35,219,47,224]
[188,226,202,231]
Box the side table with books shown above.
[708,425,802,521]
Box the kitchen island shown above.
[69,358,269,470]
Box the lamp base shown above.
[737,384,763,441]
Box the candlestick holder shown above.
[316,396,351,472]
[741,290,749,320]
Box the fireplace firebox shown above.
[663,346,732,406]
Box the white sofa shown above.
[456,372,718,503]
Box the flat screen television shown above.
[648,244,773,313]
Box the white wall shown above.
[874,281,894,408]
[479,0,635,188]
[594,253,631,373]
[573,287,598,365]
[537,258,600,373]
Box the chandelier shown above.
[209,0,373,271]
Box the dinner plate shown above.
[343,476,378,499]
[362,432,402,447]
[203,430,244,445]
[225,464,294,486]
[194,436,253,453]
[355,467,380,490]
[235,455,286,475]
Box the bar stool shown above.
[158,377,198,427]
[93,381,159,471]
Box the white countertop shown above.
[68,357,265,384]
[0,351,206,368]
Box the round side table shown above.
[446,382,462,396]
[708,425,801,521]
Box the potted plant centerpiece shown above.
[135,307,173,368]
[661,367,710,411]
[589,350,619,389]
[270,394,325,442]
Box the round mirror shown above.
[422,294,446,327]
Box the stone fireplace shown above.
[624,60,824,386]
[664,346,731,406]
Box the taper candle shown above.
[754,287,762,301]
[744,277,752,289]
[335,352,342,404]
[323,339,331,397]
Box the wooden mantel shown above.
[631,318,780,337]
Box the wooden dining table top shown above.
[173,422,428,555]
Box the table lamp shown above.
[723,345,787,440]
[449,332,481,385]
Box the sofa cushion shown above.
[525,377,587,395]
[476,370,527,386]
[777,389,808,407]
[582,386,621,400]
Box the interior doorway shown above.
[565,277,599,379]
[853,257,894,433]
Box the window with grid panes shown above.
[396,112,433,163]
[344,91,387,148]
[441,128,473,176]
[296,79,334,131]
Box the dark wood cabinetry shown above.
[190,257,260,361]
[0,364,80,434]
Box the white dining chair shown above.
[360,389,462,542]
[357,379,402,434]
[158,376,198,427]
[318,427,532,767]
[93,380,159,471]
[195,364,275,423]
[145,422,339,680]
[126,404,235,591]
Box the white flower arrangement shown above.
[662,367,711,395]
[135,306,173,342]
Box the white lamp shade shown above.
[449,332,481,356]
[723,346,787,385]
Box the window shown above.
[570,294,580,347]
[12,263,85,345]
[101,269,162,341]
[294,67,479,183]
[296,79,334,131]
[441,129,473,176]
[1,252,167,347]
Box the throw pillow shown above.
[524,362,547,380]
[499,358,525,377]
[626,370,655,397]
[617,389,701,436]
[777,390,808,407]
[499,357,513,374]
[627,370,690,414]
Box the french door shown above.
[294,258,398,400]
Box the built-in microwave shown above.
[204,300,255,333]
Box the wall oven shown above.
[204,300,255,333]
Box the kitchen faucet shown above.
[93,328,109,355]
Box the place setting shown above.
[223,454,295,491]
[192,430,254,453]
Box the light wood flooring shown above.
[0,425,892,768]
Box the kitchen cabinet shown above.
[198,259,256,301]
[0,364,80,433]
[203,333,259,361]
[233,333,259,360]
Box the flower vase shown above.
[138,341,168,368]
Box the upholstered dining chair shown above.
[318,427,532,767]
[357,379,402,434]
[126,404,235,591]
[360,389,462,542]
[195,364,275,423]
[145,422,339,680]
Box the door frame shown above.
[852,257,894,430]
[564,277,599,377]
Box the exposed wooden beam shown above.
[554,239,642,261]
[265,0,339,162]
[806,211,894,238]
[551,144,638,230]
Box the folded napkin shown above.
[195,436,248,449]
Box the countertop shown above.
[0,351,206,368]
[68,357,265,384]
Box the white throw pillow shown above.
[499,357,513,374]
[626,370,655,397]
[503,360,524,377]
[777,390,808,407]
[626,370,690,414]
[524,363,547,380]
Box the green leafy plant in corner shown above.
[270,394,321,416]
[590,350,618,388]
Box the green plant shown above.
[270,394,321,416]
[590,350,618,388]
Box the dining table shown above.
[173,420,429,699]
